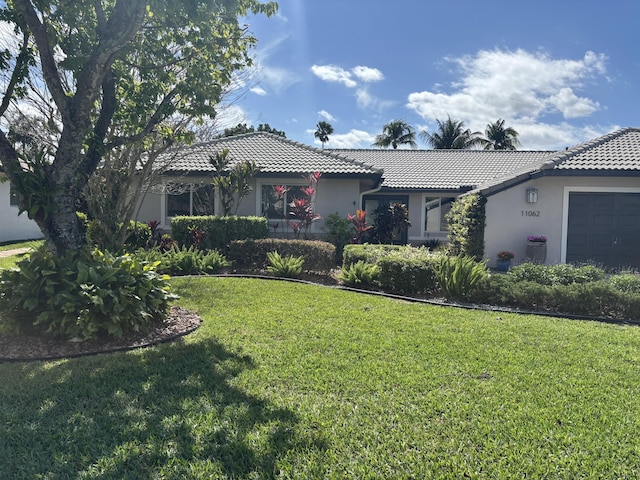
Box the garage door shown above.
[567,192,640,268]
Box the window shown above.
[261,184,304,219]
[424,197,454,233]
[166,183,214,217]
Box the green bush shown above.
[86,219,152,251]
[266,251,304,278]
[171,215,269,251]
[133,246,229,275]
[509,263,607,286]
[342,244,404,269]
[435,254,489,300]
[338,261,379,287]
[229,239,336,273]
[323,212,354,263]
[445,193,486,260]
[0,247,176,339]
[609,273,640,294]
[377,251,439,294]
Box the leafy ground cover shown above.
[2,276,640,478]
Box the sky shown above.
[220,0,640,151]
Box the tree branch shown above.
[0,30,31,117]
[12,0,70,121]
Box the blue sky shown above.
[222,0,640,150]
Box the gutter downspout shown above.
[359,179,383,209]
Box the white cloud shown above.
[311,65,357,88]
[406,49,608,147]
[353,66,384,83]
[318,110,336,122]
[511,121,620,150]
[325,129,376,148]
[250,86,267,96]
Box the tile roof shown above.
[475,127,640,196]
[328,148,555,190]
[161,132,381,177]
[540,127,640,171]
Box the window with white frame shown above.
[166,183,214,217]
[261,184,305,219]
[424,196,455,233]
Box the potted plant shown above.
[496,250,514,272]
[526,235,547,264]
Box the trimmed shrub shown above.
[342,244,405,269]
[445,193,486,260]
[229,239,336,273]
[323,212,354,264]
[338,261,380,287]
[266,251,304,278]
[0,247,176,339]
[171,215,269,251]
[509,262,607,286]
[377,252,439,294]
[609,273,640,295]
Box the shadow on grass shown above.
[0,338,327,478]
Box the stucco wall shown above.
[0,181,43,243]
[484,175,640,267]
[136,177,364,237]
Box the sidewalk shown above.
[0,248,31,258]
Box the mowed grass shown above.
[2,276,640,478]
[0,239,43,270]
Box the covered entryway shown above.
[566,192,640,268]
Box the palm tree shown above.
[373,119,417,149]
[314,121,334,148]
[483,118,520,150]
[420,116,484,149]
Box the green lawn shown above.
[2,276,640,478]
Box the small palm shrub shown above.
[435,254,488,300]
[0,247,176,339]
[133,246,229,275]
[266,251,304,278]
[338,261,379,287]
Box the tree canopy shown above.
[314,121,334,148]
[373,120,417,150]
[219,123,286,138]
[483,119,521,150]
[420,116,485,149]
[0,0,277,255]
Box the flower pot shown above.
[496,259,511,272]
[525,241,547,264]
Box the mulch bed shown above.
[0,306,201,363]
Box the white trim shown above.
[561,186,640,263]
[421,193,455,241]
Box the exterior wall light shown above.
[526,188,538,203]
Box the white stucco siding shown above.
[484,175,640,267]
[135,191,162,226]
[0,181,43,243]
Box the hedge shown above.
[228,239,336,273]
[171,216,268,252]
[342,244,439,294]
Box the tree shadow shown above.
[0,339,327,478]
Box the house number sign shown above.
[521,210,540,217]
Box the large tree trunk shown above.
[37,189,86,255]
